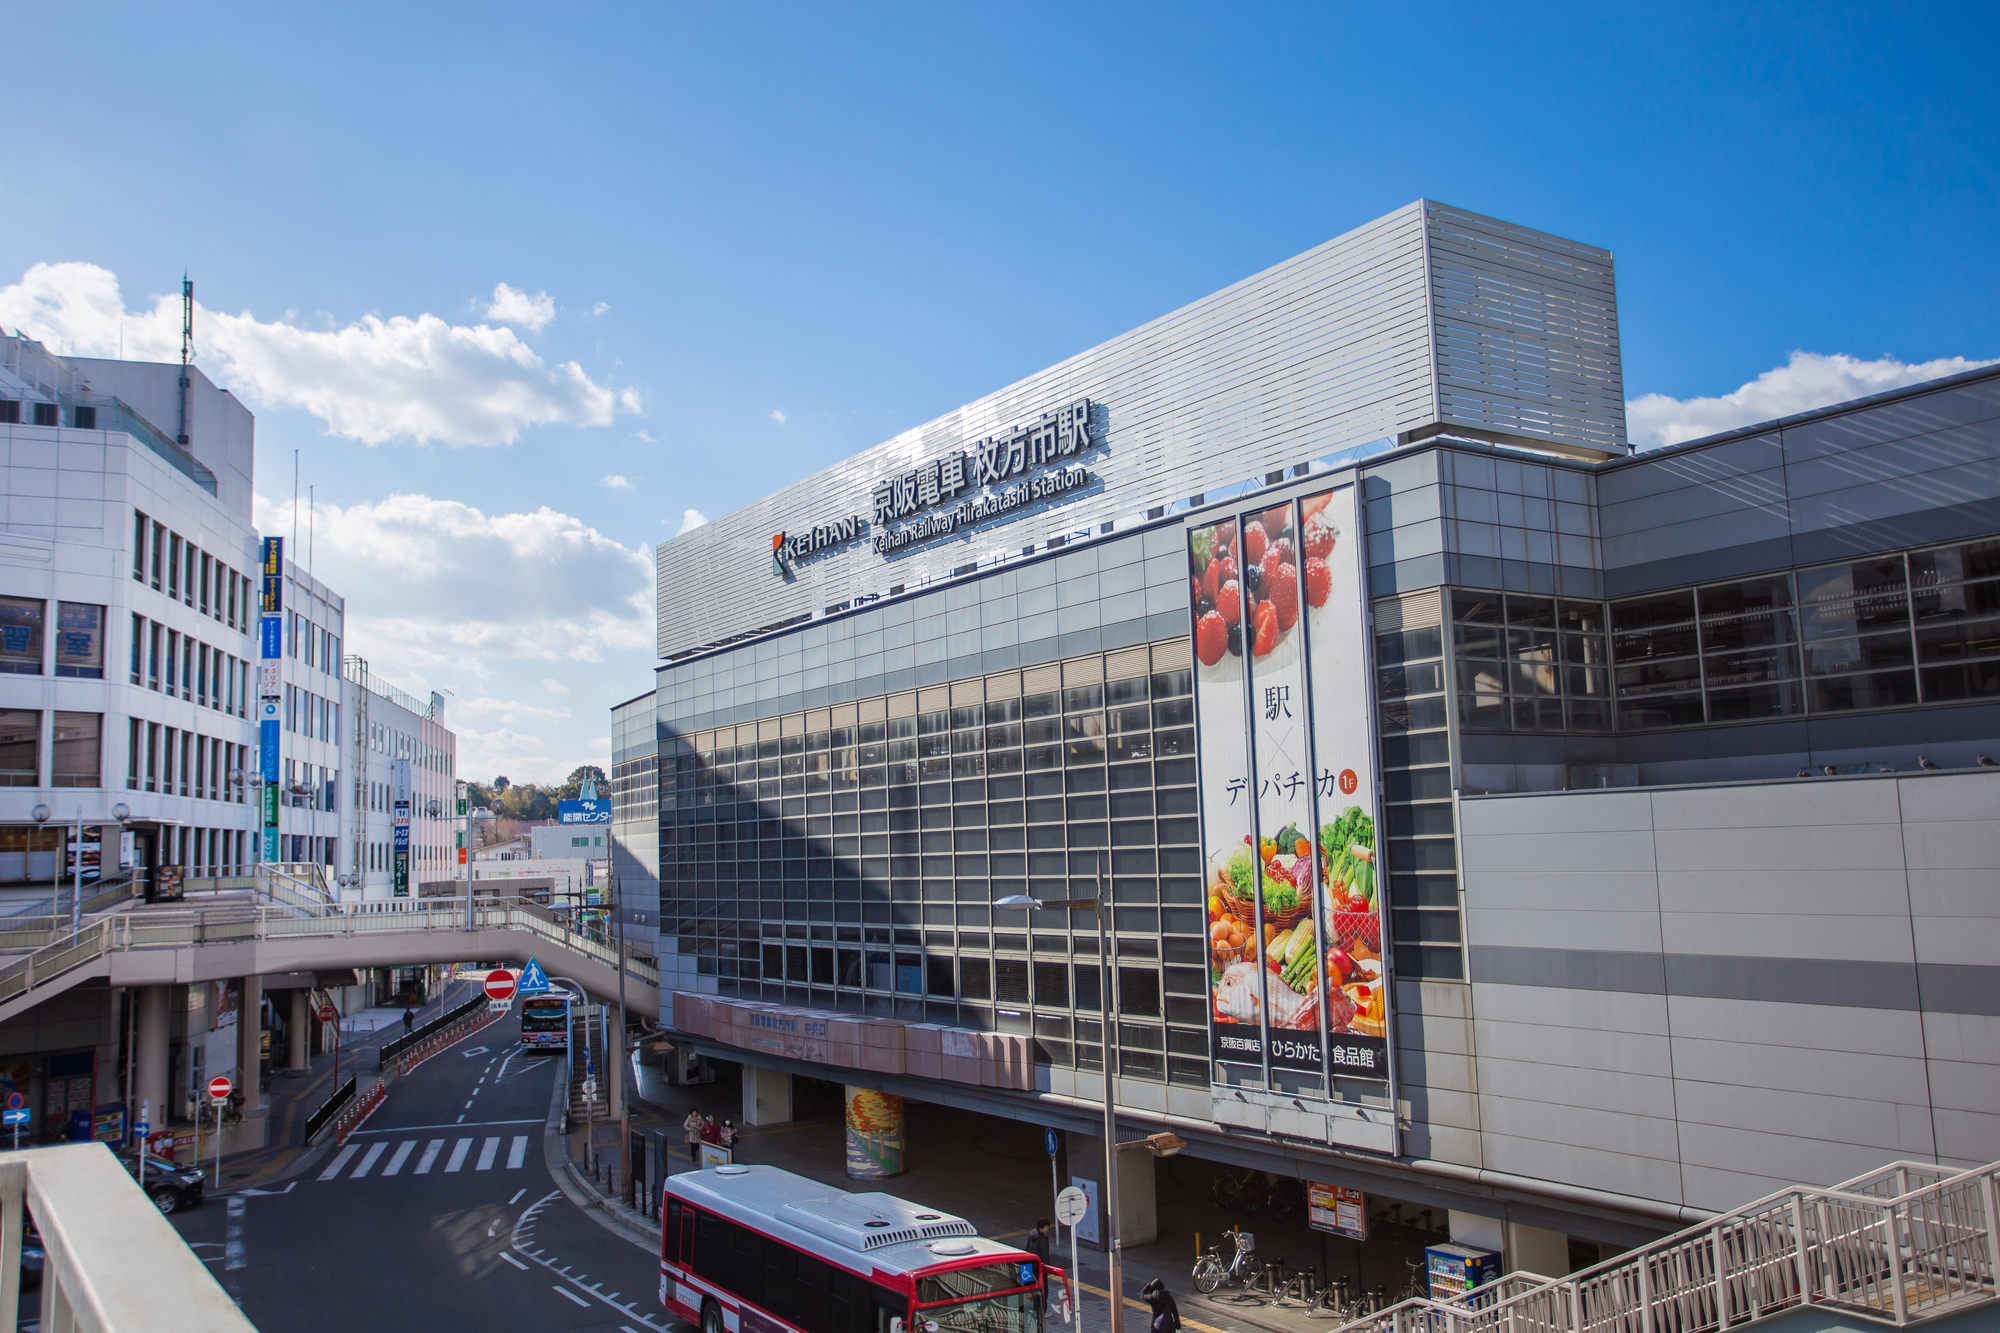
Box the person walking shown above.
[1025,1219,1052,1268]
[683,1109,703,1163]
[720,1118,738,1155]
[700,1114,721,1146]
[1142,1280,1181,1333]
[401,1007,415,1038]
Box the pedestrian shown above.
[700,1114,721,1146]
[683,1109,703,1163]
[721,1118,738,1154]
[1142,1280,1181,1333]
[1024,1218,1052,1268]
[401,1006,414,1037]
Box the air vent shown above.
[715,1165,749,1176]
[781,1195,978,1252]
[929,1240,976,1256]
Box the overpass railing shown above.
[0,896,659,1015]
[0,1143,256,1332]
[1335,1159,2000,1333]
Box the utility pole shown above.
[612,865,628,1181]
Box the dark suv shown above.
[116,1152,205,1214]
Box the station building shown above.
[623,201,1999,1262]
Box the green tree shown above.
[493,775,511,793]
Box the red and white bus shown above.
[662,1164,1070,1333]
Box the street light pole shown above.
[995,852,1125,1333]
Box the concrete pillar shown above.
[1505,1221,1571,1277]
[133,985,169,1134]
[288,990,309,1071]
[238,974,263,1110]
[742,1066,792,1126]
[1071,1131,1158,1246]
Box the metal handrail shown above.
[0,897,659,1014]
[1339,1160,2000,1333]
[0,1144,256,1332]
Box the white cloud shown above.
[484,283,556,331]
[0,262,639,446]
[543,678,570,695]
[675,508,709,535]
[630,429,656,443]
[454,696,573,722]
[589,302,610,317]
[602,473,634,489]
[769,409,787,424]
[1627,351,1998,450]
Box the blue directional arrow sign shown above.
[517,958,551,995]
[2,1109,29,1126]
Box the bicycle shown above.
[1191,1229,1264,1294]
[1397,1258,1429,1304]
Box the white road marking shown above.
[477,1137,501,1170]
[382,1141,416,1176]
[509,1188,526,1204]
[350,1143,388,1178]
[317,1146,359,1181]
[507,1136,528,1168]
[554,1287,591,1307]
[511,1190,672,1330]
[445,1139,474,1172]
[415,1139,445,1174]
[348,1118,541,1135]
[500,1252,529,1270]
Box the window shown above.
[0,401,17,424]
[1911,537,2000,701]
[31,402,58,427]
[150,521,164,592]
[55,603,104,679]
[149,622,162,690]
[0,598,44,674]
[1454,591,1608,732]
[168,533,182,601]
[71,405,96,429]
[0,711,38,786]
[53,713,100,788]
[130,615,145,684]
[200,552,212,616]
[133,511,148,582]
[127,718,142,790]
[146,723,159,793]
[183,542,196,608]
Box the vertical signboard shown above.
[259,537,283,863]
[1299,486,1387,1080]
[392,757,411,898]
[1188,484,1389,1117]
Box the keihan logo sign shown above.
[769,398,1097,574]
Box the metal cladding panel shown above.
[1424,202,1626,457]
[658,200,1619,660]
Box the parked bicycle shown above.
[1191,1228,1264,1294]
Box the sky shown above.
[0,2,1994,784]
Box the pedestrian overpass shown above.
[0,886,658,1026]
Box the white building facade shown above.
[344,661,455,901]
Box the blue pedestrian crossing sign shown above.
[517,959,551,995]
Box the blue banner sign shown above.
[558,799,610,825]
[260,719,279,781]
[260,537,283,615]
[260,614,282,659]
[393,824,410,850]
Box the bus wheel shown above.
[702,1300,723,1333]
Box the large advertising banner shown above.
[1298,486,1388,1080]
[1187,515,1260,1074]
[1190,484,1388,1093]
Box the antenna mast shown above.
[176,276,193,447]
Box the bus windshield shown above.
[916,1263,1041,1333]
[521,999,568,1030]
[916,1289,1040,1333]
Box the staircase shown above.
[1347,1159,2000,1333]
[567,1006,605,1128]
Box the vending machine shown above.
[1425,1244,1502,1302]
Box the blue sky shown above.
[2,2,1994,782]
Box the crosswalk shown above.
[316,1135,531,1182]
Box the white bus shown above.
[662,1164,1070,1333]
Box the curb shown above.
[330,1081,387,1145]
[1184,1292,1338,1333]
[539,1064,658,1253]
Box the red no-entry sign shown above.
[207,1076,233,1103]
[483,970,518,1002]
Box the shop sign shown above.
[1308,1183,1367,1239]
[260,537,283,614]
[558,799,609,825]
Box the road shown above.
[170,1007,670,1333]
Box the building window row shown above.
[286,608,341,678]
[660,643,1210,1086]
[1449,533,2000,734]
[0,711,101,788]
[125,721,247,802]
[285,683,339,743]
[129,613,250,716]
[132,510,253,632]
[0,598,106,678]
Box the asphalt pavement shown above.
[169,1006,671,1333]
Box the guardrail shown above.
[0,896,659,1016]
[303,1075,356,1145]
[381,992,485,1064]
[1340,1159,2000,1333]
[0,1143,256,1332]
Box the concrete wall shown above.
[1457,769,2000,1214]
